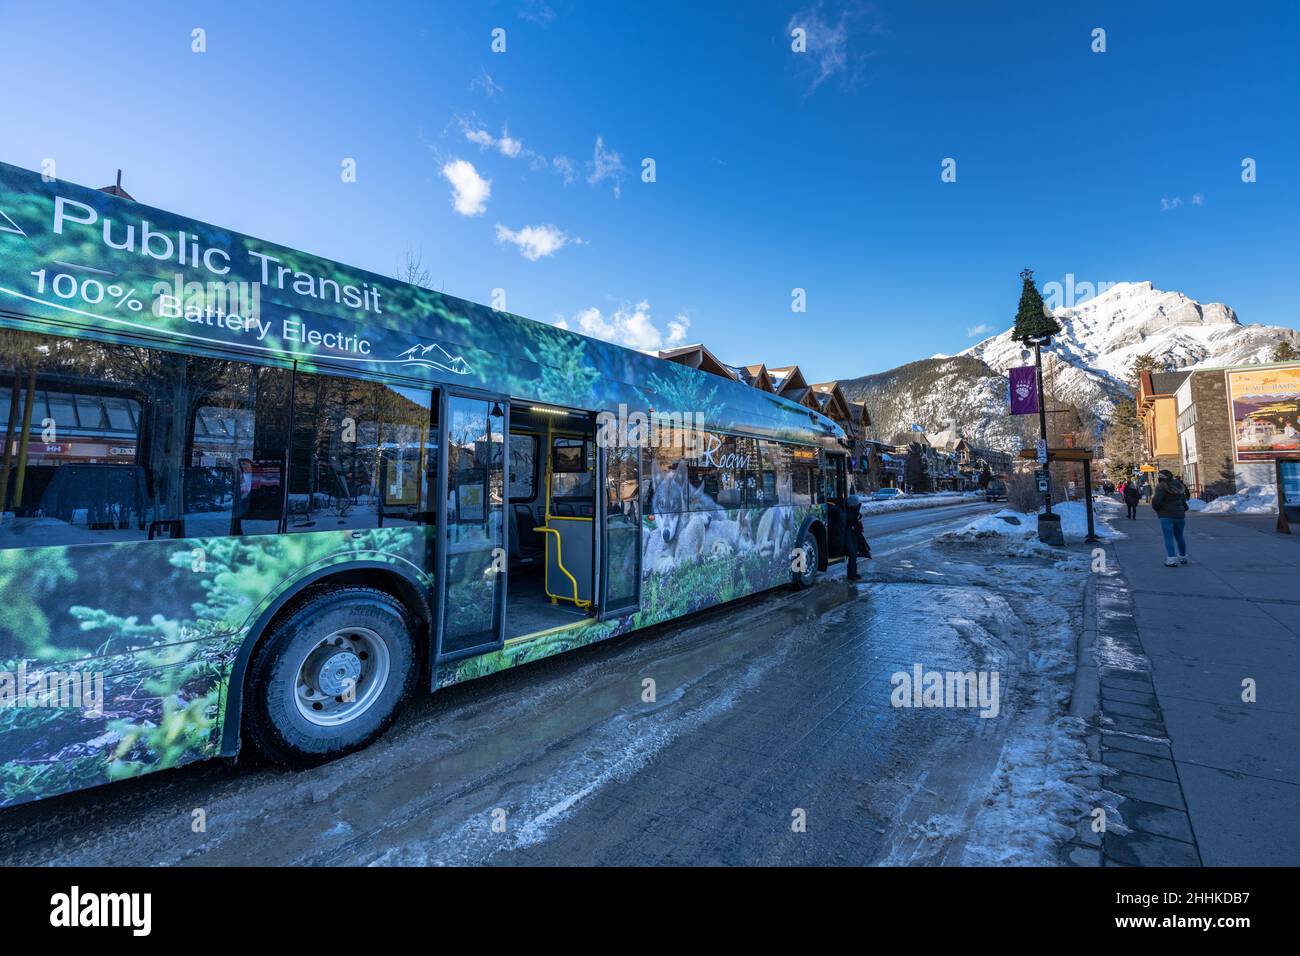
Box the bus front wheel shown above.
[791,529,819,590]
[245,586,417,767]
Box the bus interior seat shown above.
[511,503,544,562]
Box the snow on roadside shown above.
[860,493,969,516]
[1201,485,1278,515]
[869,538,1120,865]
[956,547,1119,863]
[940,499,1123,546]
[960,712,1124,865]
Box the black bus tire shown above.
[244,586,417,768]
[791,528,819,590]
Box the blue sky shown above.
[1,0,1296,380]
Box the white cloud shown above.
[518,0,556,26]
[452,118,611,191]
[554,301,690,352]
[495,223,580,261]
[1162,193,1206,211]
[586,136,625,197]
[552,155,576,185]
[460,120,527,160]
[442,159,491,216]
[458,118,563,178]
[497,131,523,158]
[966,323,993,338]
[786,1,888,95]
[469,68,503,98]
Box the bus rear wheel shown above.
[791,529,819,590]
[245,586,417,767]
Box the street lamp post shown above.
[1033,337,1052,516]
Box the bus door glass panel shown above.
[440,395,505,656]
[602,443,640,615]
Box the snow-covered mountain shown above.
[962,281,1300,418]
[841,281,1299,453]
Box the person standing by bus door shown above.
[845,494,867,581]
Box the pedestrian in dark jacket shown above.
[1151,469,1190,567]
[1123,481,1141,520]
[844,495,869,581]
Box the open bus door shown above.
[824,451,849,560]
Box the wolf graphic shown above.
[644,458,713,572]
[754,507,794,557]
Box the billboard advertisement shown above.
[1226,366,1300,462]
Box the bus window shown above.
[0,330,287,548]
[768,442,817,506]
[286,373,432,531]
[688,432,760,510]
[820,454,847,504]
[550,437,593,507]
[188,362,291,538]
[508,433,538,501]
[642,426,690,515]
[757,441,780,505]
[376,385,434,527]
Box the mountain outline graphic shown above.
[397,341,473,375]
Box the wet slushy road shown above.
[0,500,1087,866]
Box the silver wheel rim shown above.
[293,626,391,727]
[800,540,816,583]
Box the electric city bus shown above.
[0,160,849,808]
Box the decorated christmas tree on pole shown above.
[1011,268,1061,344]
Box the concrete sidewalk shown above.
[1105,507,1300,866]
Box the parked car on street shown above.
[871,488,906,501]
[985,479,1007,502]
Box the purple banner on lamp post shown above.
[1009,366,1039,415]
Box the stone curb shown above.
[1087,546,1203,867]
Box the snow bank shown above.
[860,493,968,516]
[1186,498,1208,512]
[1053,501,1119,539]
[945,500,1121,543]
[1201,485,1277,515]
